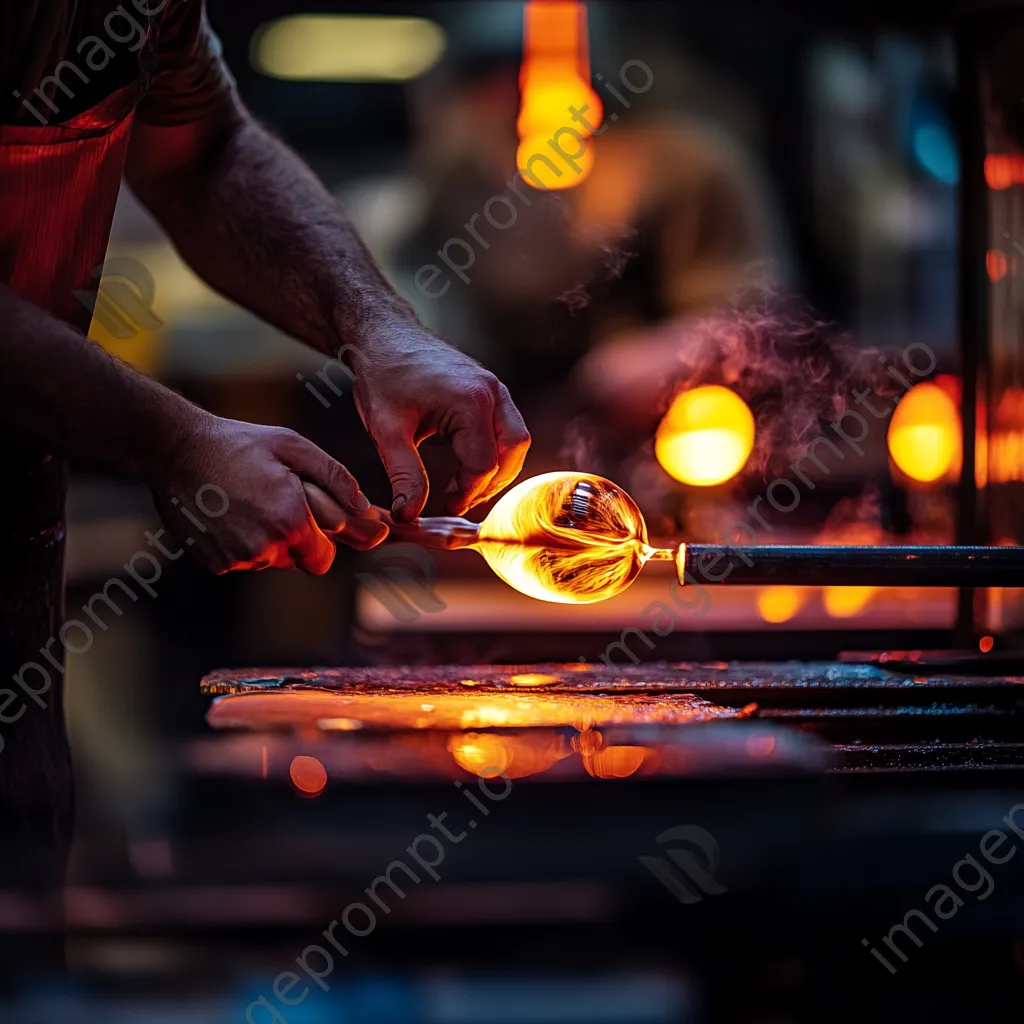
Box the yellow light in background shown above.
[655,385,756,486]
[823,586,877,619]
[252,15,446,82]
[516,2,600,190]
[887,382,961,484]
[756,586,806,624]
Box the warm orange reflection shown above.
[655,385,755,487]
[823,586,878,619]
[448,732,572,778]
[581,745,652,778]
[289,754,327,796]
[980,635,995,653]
[987,387,1024,484]
[209,688,741,732]
[508,673,560,687]
[887,382,961,483]
[756,586,806,624]
[570,728,653,778]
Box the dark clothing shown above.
[0,0,234,969]
[1,0,234,127]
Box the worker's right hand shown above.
[152,415,388,575]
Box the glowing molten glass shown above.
[472,472,668,604]
[655,385,756,487]
[887,382,961,483]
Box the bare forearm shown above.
[0,285,208,480]
[127,105,416,359]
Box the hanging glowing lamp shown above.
[516,1,602,191]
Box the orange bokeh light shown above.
[516,129,595,190]
[887,381,962,484]
[823,586,878,619]
[979,635,995,653]
[655,385,756,487]
[289,754,327,796]
[987,249,1008,282]
[985,154,1024,190]
[755,586,806,624]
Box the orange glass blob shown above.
[472,472,670,604]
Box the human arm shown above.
[124,8,529,519]
[0,284,383,573]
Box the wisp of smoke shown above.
[556,225,639,312]
[650,285,903,477]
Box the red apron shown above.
[0,73,149,909]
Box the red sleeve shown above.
[136,0,236,126]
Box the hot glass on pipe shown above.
[315,473,1024,603]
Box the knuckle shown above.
[508,426,532,449]
[464,382,496,410]
[389,468,423,490]
[462,458,496,477]
[268,426,301,452]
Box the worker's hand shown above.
[152,416,388,574]
[351,323,531,521]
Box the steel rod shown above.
[683,545,1024,588]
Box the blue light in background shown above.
[912,119,959,185]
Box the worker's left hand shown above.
[350,323,531,521]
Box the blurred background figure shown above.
[394,21,788,461]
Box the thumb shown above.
[373,418,429,521]
[289,516,337,576]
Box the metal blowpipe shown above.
[679,544,1024,587]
